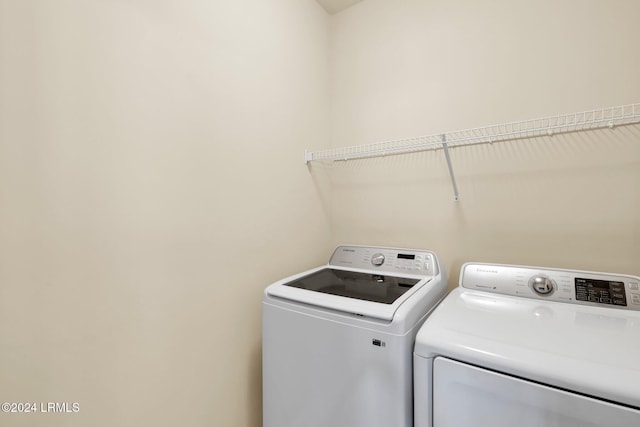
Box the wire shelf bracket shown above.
[441,134,459,202]
[304,103,640,201]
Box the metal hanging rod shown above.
[304,103,640,164]
[304,103,640,201]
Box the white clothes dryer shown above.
[263,245,447,427]
[414,262,640,427]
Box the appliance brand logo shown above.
[342,248,356,252]
[476,268,499,274]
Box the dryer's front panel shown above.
[432,357,640,427]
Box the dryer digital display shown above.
[575,278,626,306]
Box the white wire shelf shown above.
[304,103,640,201]
[304,103,640,163]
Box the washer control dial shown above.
[371,253,385,266]
[529,275,555,295]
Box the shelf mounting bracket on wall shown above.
[441,134,460,201]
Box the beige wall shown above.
[0,1,330,426]
[323,0,640,286]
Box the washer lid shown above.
[414,287,640,409]
[266,266,430,321]
[283,268,419,304]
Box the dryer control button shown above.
[529,275,555,296]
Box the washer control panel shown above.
[329,245,437,276]
[461,263,640,311]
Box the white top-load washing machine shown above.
[414,262,640,427]
[262,245,447,427]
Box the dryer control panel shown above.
[460,263,640,311]
[329,245,437,277]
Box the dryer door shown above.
[432,357,640,427]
